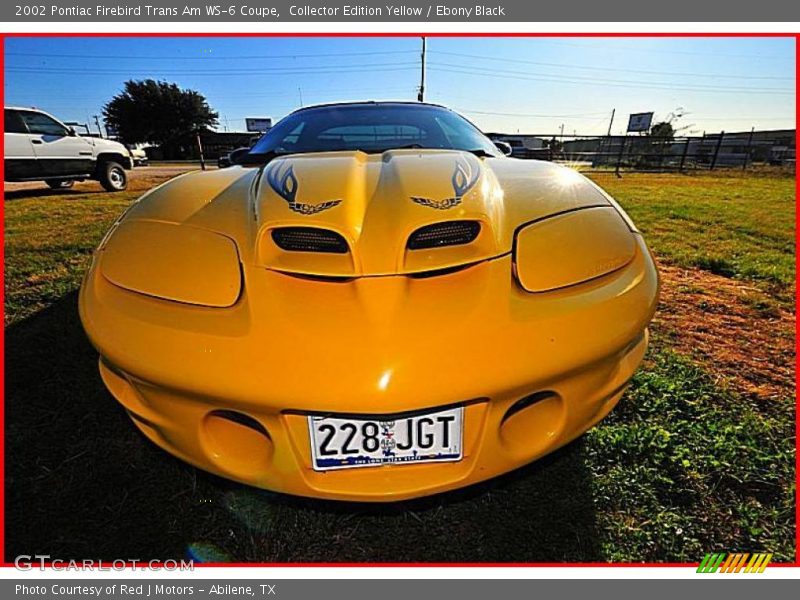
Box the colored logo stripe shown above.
[697,553,772,573]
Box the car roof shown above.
[290,101,451,114]
[5,106,45,111]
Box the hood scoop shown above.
[254,150,505,277]
[271,227,349,254]
[407,220,482,250]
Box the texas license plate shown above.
[308,407,464,471]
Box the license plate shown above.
[308,407,464,471]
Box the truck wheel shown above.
[46,179,75,190]
[97,161,128,192]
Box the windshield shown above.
[249,103,500,158]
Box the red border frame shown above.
[0,30,797,570]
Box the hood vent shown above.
[407,220,481,250]
[271,227,349,254]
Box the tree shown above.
[103,80,218,157]
[649,121,675,140]
[648,107,690,141]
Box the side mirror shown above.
[67,127,77,137]
[229,147,251,165]
[494,141,513,156]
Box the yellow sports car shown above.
[80,102,658,501]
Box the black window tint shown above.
[316,124,426,150]
[4,110,27,134]
[435,116,478,149]
[276,122,305,150]
[19,111,68,137]
[251,104,499,156]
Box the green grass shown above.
[4,193,133,324]
[588,348,795,562]
[590,171,796,304]
[3,170,796,563]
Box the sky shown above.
[4,36,796,137]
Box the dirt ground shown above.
[3,164,206,194]
[654,261,795,402]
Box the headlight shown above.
[514,206,636,292]
[100,220,241,307]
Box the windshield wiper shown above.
[241,145,495,163]
[351,144,424,154]
[373,144,494,155]
[463,148,496,158]
[237,149,290,166]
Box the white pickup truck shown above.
[4,106,133,191]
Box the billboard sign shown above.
[245,117,273,132]
[627,112,654,133]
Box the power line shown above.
[431,50,795,81]
[684,115,796,121]
[428,64,794,95]
[4,49,417,61]
[3,85,417,103]
[5,61,420,76]
[11,59,790,94]
[456,108,611,119]
[429,61,794,93]
[394,91,795,124]
[533,38,797,61]
[7,41,791,63]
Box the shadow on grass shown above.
[4,187,110,201]
[5,292,602,562]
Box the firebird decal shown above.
[411,157,481,210]
[266,162,342,215]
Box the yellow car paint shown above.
[101,220,242,307]
[79,148,658,502]
[515,206,637,293]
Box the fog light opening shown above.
[203,410,273,476]
[502,391,558,423]
[500,391,564,457]
[214,410,268,434]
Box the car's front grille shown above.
[271,227,349,254]
[407,220,481,250]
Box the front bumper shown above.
[80,235,658,501]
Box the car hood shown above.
[120,149,613,277]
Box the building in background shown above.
[145,130,258,161]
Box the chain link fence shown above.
[490,130,796,174]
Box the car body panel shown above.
[113,150,613,278]
[100,220,242,308]
[515,206,637,292]
[82,240,655,499]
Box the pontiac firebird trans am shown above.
[79,102,659,501]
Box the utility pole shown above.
[196,131,206,171]
[559,123,564,140]
[298,87,304,107]
[417,36,426,102]
[93,115,104,138]
[710,130,725,171]
[607,108,615,136]
[743,126,755,171]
